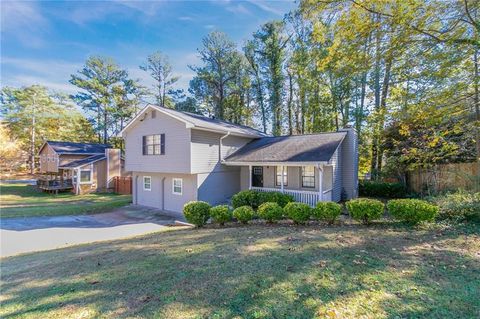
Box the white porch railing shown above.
[251,187,329,207]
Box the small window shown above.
[151,110,156,118]
[142,134,165,155]
[275,166,287,186]
[80,170,92,183]
[301,166,315,188]
[173,178,182,195]
[143,176,151,191]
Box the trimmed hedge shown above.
[284,202,311,224]
[183,201,211,227]
[258,202,283,223]
[359,181,407,198]
[232,190,294,209]
[346,198,384,224]
[313,202,342,224]
[209,205,232,225]
[387,199,438,224]
[233,206,255,224]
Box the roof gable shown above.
[120,104,267,138]
[224,132,346,163]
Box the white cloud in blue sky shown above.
[1,0,296,95]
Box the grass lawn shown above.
[1,222,478,318]
[0,183,132,218]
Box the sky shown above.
[1,0,297,95]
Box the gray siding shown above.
[132,172,197,215]
[123,109,191,173]
[197,171,240,205]
[329,146,342,202]
[191,129,251,204]
[190,129,251,173]
[339,128,359,199]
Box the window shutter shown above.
[160,134,165,155]
[142,136,146,155]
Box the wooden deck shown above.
[37,179,74,194]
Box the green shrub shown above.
[313,202,342,224]
[232,190,263,209]
[261,191,295,207]
[257,202,283,223]
[233,205,255,224]
[284,202,311,224]
[183,201,211,227]
[346,198,384,224]
[209,205,232,225]
[232,190,294,209]
[431,191,480,222]
[359,181,407,198]
[387,199,438,224]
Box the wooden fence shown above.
[408,162,479,194]
[114,176,132,195]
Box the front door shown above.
[252,166,263,187]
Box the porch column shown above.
[318,165,323,201]
[248,165,252,190]
[76,168,80,195]
[280,165,284,193]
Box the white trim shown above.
[172,178,183,195]
[119,105,194,136]
[143,176,152,191]
[224,161,328,167]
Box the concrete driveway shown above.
[0,205,186,257]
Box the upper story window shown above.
[142,134,165,155]
[301,166,315,188]
[275,166,287,186]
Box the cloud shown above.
[0,1,49,47]
[204,24,216,29]
[178,16,194,21]
[225,3,251,15]
[1,57,81,94]
[245,0,286,16]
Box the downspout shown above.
[161,177,166,210]
[76,168,80,195]
[219,132,231,162]
[135,175,139,205]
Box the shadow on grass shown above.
[1,223,479,318]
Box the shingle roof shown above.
[45,141,110,154]
[224,132,346,163]
[59,154,106,169]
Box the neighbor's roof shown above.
[120,104,268,138]
[224,132,346,163]
[42,141,110,155]
[59,154,106,169]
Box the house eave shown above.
[222,161,329,166]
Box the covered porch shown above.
[237,163,334,206]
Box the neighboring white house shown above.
[120,104,358,217]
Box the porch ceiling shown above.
[223,132,346,164]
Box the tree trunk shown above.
[30,97,36,174]
[474,49,480,162]
[370,19,382,179]
[287,71,293,135]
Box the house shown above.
[38,141,122,194]
[120,105,358,217]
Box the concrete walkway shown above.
[0,205,186,257]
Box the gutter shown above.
[219,132,231,162]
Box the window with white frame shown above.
[172,178,182,195]
[143,176,152,191]
[80,170,92,183]
[301,166,315,188]
[275,166,287,186]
